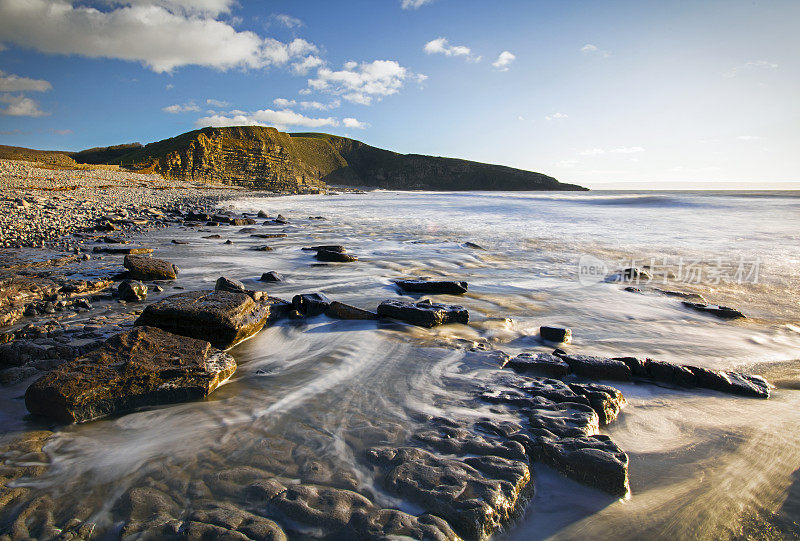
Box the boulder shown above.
[540,326,572,344]
[251,233,287,239]
[118,279,147,302]
[92,246,153,255]
[259,271,283,282]
[135,290,289,349]
[559,354,632,381]
[324,301,378,320]
[292,293,331,317]
[507,352,570,377]
[231,218,256,226]
[316,249,357,263]
[686,365,770,398]
[682,301,746,319]
[252,245,274,252]
[377,299,469,328]
[215,276,247,294]
[302,245,346,253]
[24,326,236,423]
[394,279,468,295]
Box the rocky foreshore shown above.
[0,163,774,540]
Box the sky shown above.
[0,0,798,189]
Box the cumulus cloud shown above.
[272,13,303,29]
[424,38,479,61]
[273,98,296,108]
[492,51,516,71]
[0,70,52,92]
[195,107,338,131]
[723,60,778,78]
[292,55,325,75]
[545,112,568,121]
[581,43,610,58]
[206,98,230,107]
[342,117,368,129]
[162,101,200,113]
[401,0,433,8]
[299,99,340,110]
[580,146,645,155]
[0,0,320,73]
[0,93,49,116]
[308,60,424,105]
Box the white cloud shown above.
[307,60,423,105]
[206,98,230,107]
[545,112,568,121]
[0,70,52,92]
[492,51,516,71]
[401,0,433,8]
[342,117,368,129]
[0,93,48,117]
[424,38,479,61]
[580,146,645,155]
[162,101,200,113]
[195,107,338,131]
[300,99,340,110]
[723,60,778,78]
[273,98,296,108]
[273,13,303,29]
[0,0,320,73]
[292,55,324,75]
[581,43,610,58]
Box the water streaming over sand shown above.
[2,190,799,538]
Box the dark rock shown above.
[25,326,236,423]
[292,293,331,317]
[540,326,572,344]
[203,234,221,239]
[324,301,379,320]
[414,425,527,461]
[645,359,698,387]
[231,218,256,226]
[184,502,286,541]
[124,254,177,281]
[394,279,468,295]
[616,356,649,378]
[259,271,283,282]
[252,245,274,252]
[92,246,153,255]
[257,210,269,218]
[316,249,357,262]
[536,434,629,497]
[135,290,288,349]
[686,365,770,398]
[682,301,746,319]
[118,280,147,302]
[251,233,287,239]
[302,245,346,253]
[654,288,707,303]
[224,240,233,245]
[507,352,570,377]
[463,242,484,249]
[528,399,600,438]
[560,354,632,381]
[567,382,626,425]
[215,277,246,294]
[377,299,469,328]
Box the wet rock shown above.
[507,352,570,377]
[682,301,746,319]
[231,218,256,226]
[394,279,468,295]
[116,486,181,538]
[559,354,632,381]
[686,365,770,398]
[292,293,331,316]
[203,234,222,239]
[302,245,346,253]
[184,502,286,541]
[25,326,236,423]
[171,239,189,245]
[252,245,274,252]
[118,279,147,302]
[271,484,374,532]
[414,424,527,461]
[259,271,283,282]
[567,382,626,425]
[250,233,287,239]
[123,254,178,281]
[654,288,707,303]
[463,242,484,250]
[366,446,531,540]
[377,299,469,328]
[92,246,153,255]
[644,359,698,387]
[540,326,572,344]
[535,434,630,497]
[352,508,460,541]
[215,276,247,294]
[528,399,600,438]
[135,290,288,349]
[316,249,357,262]
[324,301,378,320]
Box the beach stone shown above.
[540,326,572,344]
[302,245,346,253]
[559,354,632,381]
[507,352,570,377]
[316,249,357,262]
[377,299,469,328]
[231,218,256,226]
[250,233,287,239]
[324,301,378,320]
[252,245,273,252]
[92,246,153,255]
[366,446,530,540]
[25,326,236,423]
[259,271,283,282]
[292,293,331,316]
[135,290,288,349]
[117,279,147,302]
[215,276,247,294]
[394,279,468,295]
[682,301,746,319]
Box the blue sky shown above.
[0,0,798,188]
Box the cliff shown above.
[108,126,586,192]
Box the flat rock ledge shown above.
[24,326,235,423]
[124,254,178,281]
[394,279,469,295]
[135,290,289,349]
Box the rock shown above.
[535,434,630,497]
[184,502,286,541]
[682,301,746,319]
[231,218,256,226]
[124,254,178,281]
[366,446,530,540]
[24,326,236,423]
[292,293,331,316]
[463,242,484,249]
[252,245,274,252]
[259,271,283,282]
[324,301,379,320]
[118,280,147,302]
[686,365,770,398]
[316,249,357,262]
[527,399,600,438]
[507,352,570,377]
[654,288,707,303]
[171,239,189,245]
[92,246,153,255]
[559,354,632,381]
[203,234,222,239]
[250,233,287,239]
[377,299,469,328]
[414,424,527,461]
[257,210,269,218]
[394,279,468,295]
[215,277,246,294]
[540,326,572,344]
[567,382,626,425]
[135,290,289,349]
[644,359,698,387]
[302,245,346,253]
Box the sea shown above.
[2,190,799,539]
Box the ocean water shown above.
[2,190,800,539]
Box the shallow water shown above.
[2,190,800,539]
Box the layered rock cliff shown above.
[107,126,586,192]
